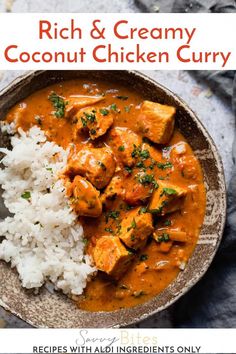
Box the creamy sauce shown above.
[6,79,206,312]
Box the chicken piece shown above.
[65,147,116,189]
[67,175,102,217]
[124,174,153,205]
[65,96,104,119]
[92,236,134,279]
[108,127,142,167]
[136,101,176,144]
[149,181,187,215]
[119,207,154,250]
[74,106,114,140]
[153,228,188,243]
[101,175,125,207]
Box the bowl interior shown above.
[0,70,226,328]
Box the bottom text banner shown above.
[0,328,235,354]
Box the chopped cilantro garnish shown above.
[127,218,137,232]
[139,207,147,214]
[131,218,137,228]
[84,111,96,122]
[105,227,113,233]
[136,161,145,168]
[139,149,150,159]
[138,173,158,189]
[21,191,31,199]
[110,103,119,112]
[158,233,170,242]
[81,117,87,127]
[157,162,173,170]
[48,92,68,118]
[164,219,172,226]
[139,254,148,261]
[148,207,162,214]
[82,238,88,245]
[90,128,97,135]
[132,145,150,160]
[106,210,120,222]
[161,188,177,196]
[99,108,109,116]
[118,145,125,151]
[125,166,133,174]
[124,106,131,113]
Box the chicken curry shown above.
[6,79,206,311]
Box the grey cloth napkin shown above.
[135,0,236,327]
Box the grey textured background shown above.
[0,0,234,328]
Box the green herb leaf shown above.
[84,111,96,123]
[99,108,109,116]
[105,227,113,233]
[81,117,87,127]
[118,145,125,151]
[125,166,133,174]
[136,161,145,168]
[148,207,162,214]
[124,106,131,113]
[139,254,148,261]
[164,219,171,226]
[21,191,31,200]
[110,103,119,112]
[48,92,68,118]
[139,207,147,214]
[158,233,170,242]
[157,162,173,170]
[106,210,120,222]
[127,218,136,232]
[90,128,97,135]
[139,149,150,160]
[161,188,177,196]
[137,173,158,189]
[132,145,150,160]
[82,238,88,245]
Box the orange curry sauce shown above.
[6,79,206,311]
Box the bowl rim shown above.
[0,70,227,328]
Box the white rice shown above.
[0,125,96,295]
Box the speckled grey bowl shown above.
[0,70,226,328]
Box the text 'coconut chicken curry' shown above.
[5,79,206,311]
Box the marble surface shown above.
[0,0,234,329]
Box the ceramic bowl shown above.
[0,70,226,328]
